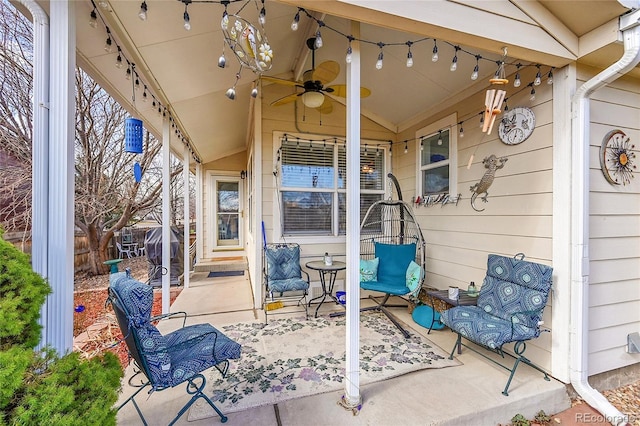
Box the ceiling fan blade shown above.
[271,93,300,106]
[326,84,372,98]
[261,75,302,87]
[317,97,333,115]
[312,60,340,85]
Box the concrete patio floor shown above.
[115,272,571,426]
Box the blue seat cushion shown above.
[268,277,309,293]
[360,280,409,295]
[412,305,444,330]
[373,242,416,285]
[440,305,540,349]
[165,323,241,387]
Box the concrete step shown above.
[194,256,248,273]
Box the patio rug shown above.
[187,311,461,421]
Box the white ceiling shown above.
[64,0,631,165]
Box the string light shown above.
[437,131,443,145]
[450,46,460,71]
[258,0,266,25]
[125,66,131,80]
[142,86,148,102]
[104,29,113,52]
[420,139,424,150]
[471,55,480,80]
[291,9,300,31]
[529,84,536,101]
[376,42,384,70]
[547,69,554,85]
[404,140,408,154]
[138,1,147,21]
[345,37,353,63]
[534,65,542,86]
[406,41,414,68]
[514,63,522,88]
[315,22,324,48]
[115,47,123,68]
[459,123,464,138]
[183,4,191,31]
[89,8,98,28]
[432,40,439,62]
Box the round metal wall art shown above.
[222,15,273,73]
[600,129,636,185]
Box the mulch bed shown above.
[73,256,182,369]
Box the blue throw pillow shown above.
[412,305,444,330]
[406,261,422,297]
[374,242,416,284]
[360,258,379,282]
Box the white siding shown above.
[581,66,640,375]
[396,65,556,373]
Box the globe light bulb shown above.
[432,45,438,62]
[291,12,300,31]
[183,11,191,31]
[471,65,479,80]
[89,10,97,28]
[138,1,147,21]
[345,46,352,64]
[450,56,458,72]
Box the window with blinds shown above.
[280,139,385,236]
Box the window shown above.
[278,136,386,237]
[417,114,458,196]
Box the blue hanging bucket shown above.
[124,117,143,154]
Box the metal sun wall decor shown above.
[470,154,508,212]
[600,129,636,185]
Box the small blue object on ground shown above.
[412,305,445,330]
[336,291,346,305]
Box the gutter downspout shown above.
[570,8,640,425]
[17,0,50,347]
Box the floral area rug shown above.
[188,311,461,421]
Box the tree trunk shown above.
[86,225,111,276]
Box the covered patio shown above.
[114,271,570,425]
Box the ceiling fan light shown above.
[302,91,324,108]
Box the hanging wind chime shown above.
[124,63,144,183]
[482,48,509,135]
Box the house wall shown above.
[395,66,556,373]
[259,82,395,297]
[579,65,640,375]
[201,151,247,256]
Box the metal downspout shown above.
[16,0,50,347]
[570,9,640,425]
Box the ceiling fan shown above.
[262,37,371,114]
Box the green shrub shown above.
[0,231,123,425]
[0,230,51,350]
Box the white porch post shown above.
[162,117,171,314]
[195,162,203,266]
[44,0,75,354]
[344,20,361,408]
[18,0,49,346]
[183,144,190,289]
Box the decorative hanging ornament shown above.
[222,15,273,73]
[124,117,143,154]
[482,47,509,135]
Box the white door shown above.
[213,178,243,249]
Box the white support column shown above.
[162,117,171,314]
[183,144,190,289]
[195,162,203,265]
[344,20,361,408]
[45,0,75,354]
[19,0,49,346]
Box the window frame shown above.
[272,132,389,244]
[416,113,458,198]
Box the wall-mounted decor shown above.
[498,107,535,145]
[414,193,461,207]
[600,129,636,185]
[470,154,508,212]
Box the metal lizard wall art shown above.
[470,154,508,212]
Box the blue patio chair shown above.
[440,253,553,396]
[107,272,241,424]
[263,243,310,322]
